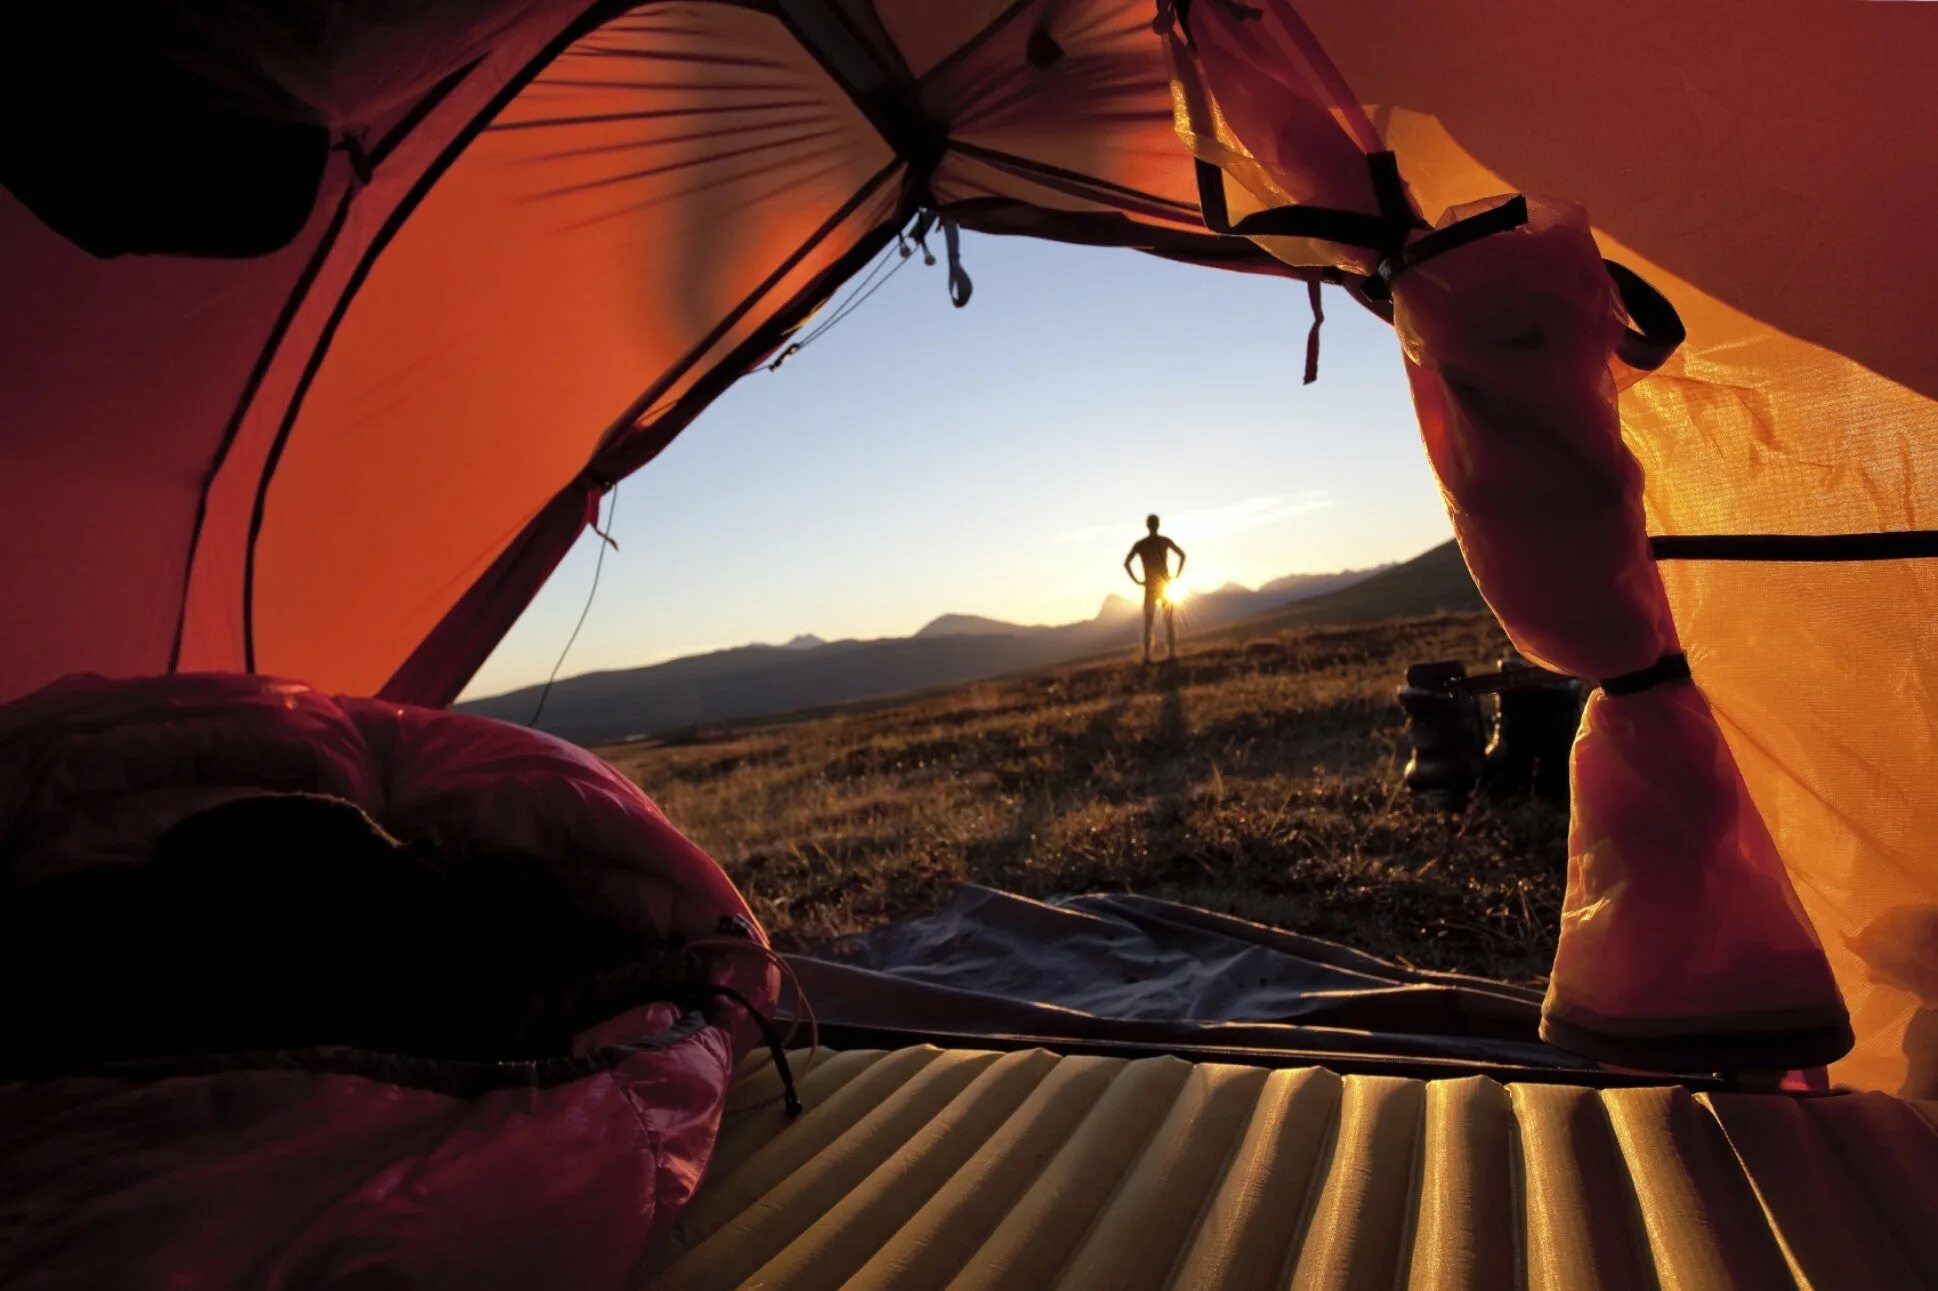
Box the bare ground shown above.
[598,612,1567,984]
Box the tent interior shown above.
[4,0,1938,1285]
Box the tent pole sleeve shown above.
[377,484,599,707]
[377,213,907,708]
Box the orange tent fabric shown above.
[1165,0,1938,1090]
[3,0,1936,1092]
[1169,0,1853,1071]
[0,0,1293,708]
[1390,202,1849,1071]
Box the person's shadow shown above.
[1150,663,1192,835]
[1157,664,1189,750]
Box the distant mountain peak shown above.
[454,546,1467,746]
[915,613,1028,639]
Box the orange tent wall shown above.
[3,0,1936,1092]
[1,0,1291,712]
[1288,0,1938,1093]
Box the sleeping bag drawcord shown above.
[682,930,817,1108]
[693,982,803,1116]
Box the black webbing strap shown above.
[1599,652,1692,696]
[1360,195,1530,301]
[1364,151,1412,230]
[1441,663,1576,697]
[1196,150,1684,372]
[1652,531,1938,562]
[1194,157,1405,250]
[1442,652,1693,698]
[1605,259,1686,371]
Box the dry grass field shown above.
[600,612,1569,983]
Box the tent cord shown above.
[768,207,972,370]
[805,250,913,342]
[529,483,619,729]
[794,253,908,350]
[768,238,911,369]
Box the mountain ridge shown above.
[460,544,1477,745]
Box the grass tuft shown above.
[600,613,1565,983]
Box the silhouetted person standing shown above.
[1124,514,1186,665]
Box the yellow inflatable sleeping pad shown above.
[646,1046,1938,1290]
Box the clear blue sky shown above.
[461,230,1451,700]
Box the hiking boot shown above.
[1479,651,1585,803]
[1398,660,1486,810]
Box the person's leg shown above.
[1141,595,1155,664]
[1165,602,1178,660]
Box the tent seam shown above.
[920,0,1038,90]
[166,177,357,673]
[947,139,1202,220]
[235,0,659,671]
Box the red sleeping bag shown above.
[0,673,776,1288]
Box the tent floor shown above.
[646,1046,1938,1290]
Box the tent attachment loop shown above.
[1303,277,1324,385]
[910,208,972,306]
[1599,651,1692,697]
[941,215,973,308]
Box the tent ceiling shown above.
[4,0,1937,1093]
[0,0,1295,709]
